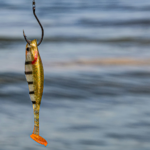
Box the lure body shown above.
[25,39,47,146]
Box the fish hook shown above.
[23,0,44,46]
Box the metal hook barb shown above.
[23,0,44,46]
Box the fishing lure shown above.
[23,0,47,146]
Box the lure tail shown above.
[30,105,48,146]
[30,134,47,147]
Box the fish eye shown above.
[26,47,30,51]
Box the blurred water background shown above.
[1,0,150,149]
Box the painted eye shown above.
[26,47,30,51]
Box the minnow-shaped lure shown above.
[25,40,47,146]
[23,0,47,147]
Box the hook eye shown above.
[33,0,35,7]
[33,0,35,10]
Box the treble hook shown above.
[23,0,44,46]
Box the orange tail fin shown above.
[30,134,48,147]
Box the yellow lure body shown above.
[25,39,47,146]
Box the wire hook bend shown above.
[23,0,44,46]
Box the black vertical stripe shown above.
[32,101,36,104]
[28,82,34,85]
[25,71,32,75]
[25,61,32,65]
[29,91,34,94]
